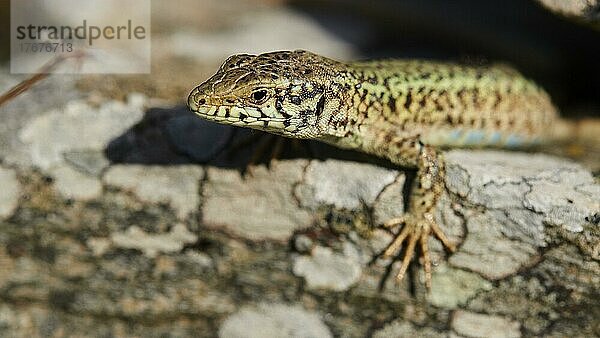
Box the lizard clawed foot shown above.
[382,212,455,290]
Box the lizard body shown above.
[188,50,568,289]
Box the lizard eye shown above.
[250,89,269,104]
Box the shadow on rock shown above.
[105,105,400,170]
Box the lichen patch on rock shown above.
[219,303,332,338]
[110,223,197,258]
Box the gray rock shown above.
[293,234,315,254]
[103,164,204,219]
[296,159,399,210]
[62,150,110,176]
[373,320,445,338]
[203,161,311,241]
[0,72,80,167]
[372,174,406,225]
[49,164,103,201]
[523,170,599,232]
[19,94,146,170]
[185,251,214,269]
[429,264,493,308]
[292,245,362,292]
[0,167,21,219]
[110,223,197,258]
[446,150,586,195]
[445,150,598,235]
[448,212,539,280]
[535,0,600,24]
[465,276,559,335]
[367,228,395,256]
[444,150,599,279]
[451,310,521,338]
[219,303,332,338]
[86,237,112,257]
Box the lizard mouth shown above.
[191,104,296,132]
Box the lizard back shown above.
[341,59,560,149]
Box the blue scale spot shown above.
[463,130,486,145]
[505,134,523,147]
[448,130,462,142]
[488,131,502,145]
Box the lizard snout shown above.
[187,86,209,112]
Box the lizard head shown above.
[188,50,342,139]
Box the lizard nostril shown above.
[198,98,206,105]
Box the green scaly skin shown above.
[187,50,564,290]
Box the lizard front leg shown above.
[382,144,456,290]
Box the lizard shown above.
[187,50,572,290]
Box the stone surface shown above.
[0,167,21,219]
[0,73,81,167]
[372,174,406,225]
[373,321,445,338]
[49,164,103,201]
[429,264,493,308]
[292,245,362,291]
[19,94,146,170]
[296,159,399,210]
[110,223,197,258]
[1,149,598,337]
[445,150,598,236]
[451,310,521,338]
[444,150,600,280]
[203,160,312,241]
[524,170,599,232]
[103,164,204,219]
[536,0,600,23]
[219,303,332,338]
[294,234,315,254]
[448,212,539,280]
[62,150,110,176]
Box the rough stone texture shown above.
[103,165,204,219]
[445,150,599,280]
[536,0,600,24]
[429,264,493,308]
[448,212,540,280]
[296,159,399,210]
[19,94,146,170]
[445,150,597,236]
[49,164,103,201]
[62,150,110,177]
[451,310,521,338]
[1,150,598,337]
[203,160,312,241]
[292,245,362,291]
[373,320,445,338]
[0,167,21,219]
[372,174,406,225]
[0,72,80,167]
[110,223,198,258]
[218,303,332,338]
